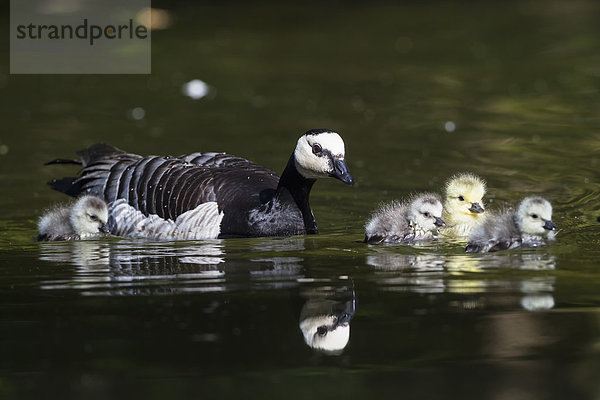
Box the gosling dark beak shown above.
[330,158,354,186]
[469,202,484,214]
[434,216,446,227]
[543,219,556,231]
[99,224,110,234]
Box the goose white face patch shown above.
[299,315,350,352]
[108,199,224,240]
[294,131,346,179]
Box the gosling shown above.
[37,195,109,241]
[364,193,446,244]
[442,173,487,238]
[465,196,556,253]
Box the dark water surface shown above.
[2,1,600,399]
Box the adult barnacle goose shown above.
[441,173,487,238]
[465,196,556,253]
[47,129,354,239]
[37,195,109,241]
[364,193,445,244]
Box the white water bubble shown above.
[183,79,209,100]
[131,107,145,120]
[444,121,456,133]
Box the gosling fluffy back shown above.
[466,196,555,253]
[365,193,444,244]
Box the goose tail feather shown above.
[44,159,82,166]
[48,177,83,197]
[46,143,128,197]
[76,143,125,166]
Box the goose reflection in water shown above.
[249,237,306,286]
[38,237,356,353]
[298,280,356,355]
[37,237,309,294]
[367,251,447,294]
[366,248,556,311]
[38,239,226,294]
[39,239,224,269]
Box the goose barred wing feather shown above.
[72,144,142,198]
[81,156,275,218]
[181,152,265,169]
[63,144,277,215]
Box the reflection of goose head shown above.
[299,297,355,354]
[300,314,350,353]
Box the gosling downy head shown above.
[70,195,109,237]
[443,173,487,234]
[407,193,445,232]
[515,196,555,236]
[294,129,354,185]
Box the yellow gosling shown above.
[441,173,487,238]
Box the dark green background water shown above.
[1,1,600,399]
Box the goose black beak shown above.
[434,216,446,227]
[469,202,484,214]
[543,219,556,231]
[332,300,355,329]
[330,158,354,186]
[99,224,110,234]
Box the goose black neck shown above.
[277,154,318,234]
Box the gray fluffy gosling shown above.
[365,193,446,244]
[465,196,556,253]
[37,195,109,241]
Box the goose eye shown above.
[531,214,538,219]
[316,326,327,336]
[423,212,431,217]
[458,196,465,201]
[89,214,98,221]
[312,143,322,155]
